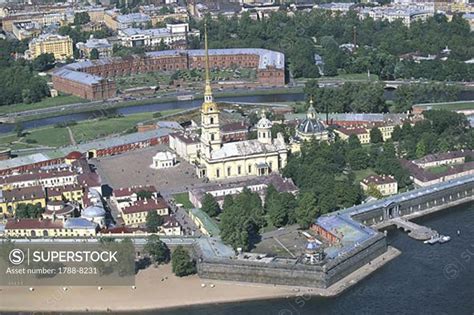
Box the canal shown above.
[1,89,473,134]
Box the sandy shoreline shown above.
[0,247,400,313]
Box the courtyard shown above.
[93,145,205,197]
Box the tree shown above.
[32,53,55,72]
[201,193,220,217]
[366,184,383,199]
[90,48,99,60]
[347,148,369,170]
[144,235,170,265]
[14,123,24,137]
[74,12,91,25]
[220,188,264,250]
[171,245,196,277]
[137,190,153,200]
[266,190,296,228]
[348,134,362,151]
[370,127,384,144]
[15,203,44,218]
[146,211,163,233]
[295,192,319,229]
[391,125,402,141]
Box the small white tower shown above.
[257,110,272,144]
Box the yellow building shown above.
[195,26,288,181]
[0,186,46,216]
[120,198,169,227]
[360,174,398,197]
[27,33,73,61]
[4,217,97,238]
[46,185,84,205]
[335,127,371,144]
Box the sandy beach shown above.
[0,247,400,313]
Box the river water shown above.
[1,89,474,134]
[139,202,474,315]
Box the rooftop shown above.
[5,218,63,230]
[113,185,158,198]
[362,174,397,186]
[210,138,286,160]
[53,68,104,86]
[121,198,169,214]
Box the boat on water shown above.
[177,95,194,101]
[439,235,451,243]
[424,234,451,245]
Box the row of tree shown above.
[198,11,473,80]
[144,235,196,277]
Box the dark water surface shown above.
[138,202,474,315]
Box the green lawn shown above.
[414,100,474,111]
[24,128,70,147]
[0,108,183,149]
[172,192,194,209]
[354,168,377,183]
[296,72,379,83]
[426,165,450,174]
[0,95,87,115]
[70,109,181,143]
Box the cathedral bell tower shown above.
[200,23,221,158]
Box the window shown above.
[211,134,215,141]
[227,167,231,176]
[210,117,214,124]
[238,166,241,175]
[216,169,220,178]
[248,165,252,173]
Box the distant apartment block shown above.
[26,33,73,60]
[118,23,199,48]
[358,7,433,27]
[12,21,41,40]
[76,36,113,59]
[104,10,151,30]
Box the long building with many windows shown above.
[52,48,285,100]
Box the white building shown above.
[76,36,113,59]
[150,151,177,169]
[118,23,199,48]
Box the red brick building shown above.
[52,48,285,100]
[52,68,116,100]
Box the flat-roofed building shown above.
[118,23,199,48]
[76,36,113,59]
[26,33,73,61]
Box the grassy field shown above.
[0,95,87,115]
[413,100,474,111]
[426,165,450,174]
[354,168,377,183]
[296,72,379,83]
[172,192,194,209]
[0,109,183,149]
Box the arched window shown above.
[210,117,214,124]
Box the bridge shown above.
[389,217,438,240]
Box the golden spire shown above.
[203,21,213,103]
